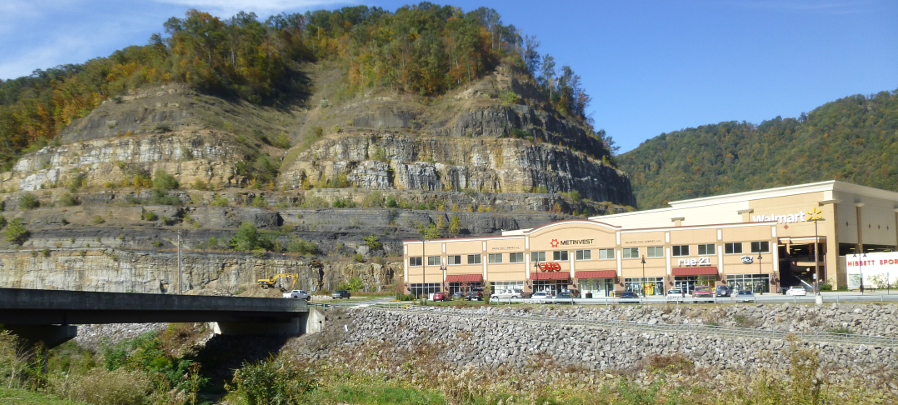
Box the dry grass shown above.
[50,368,151,405]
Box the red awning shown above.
[672,267,718,276]
[575,270,617,279]
[532,271,571,281]
[445,274,483,283]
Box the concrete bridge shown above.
[0,288,322,348]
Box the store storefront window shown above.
[673,275,715,294]
[448,282,483,295]
[409,283,442,297]
[490,281,525,292]
[533,280,568,295]
[624,277,664,296]
[726,274,770,294]
[579,278,614,297]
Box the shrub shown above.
[827,326,852,335]
[93,216,105,224]
[212,194,229,207]
[56,192,78,207]
[149,189,182,205]
[252,195,267,208]
[5,219,29,245]
[363,234,382,251]
[192,179,209,190]
[353,253,364,262]
[152,169,179,191]
[386,196,398,208]
[141,210,158,221]
[363,191,384,208]
[54,368,151,405]
[0,215,7,228]
[286,237,317,255]
[228,356,317,405]
[68,172,85,192]
[18,193,39,210]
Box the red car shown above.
[692,286,714,298]
[432,291,449,302]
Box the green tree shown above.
[5,218,29,245]
[422,223,441,239]
[18,193,39,210]
[363,234,382,251]
[152,169,180,191]
[448,214,461,235]
[230,221,260,251]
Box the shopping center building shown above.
[402,181,898,297]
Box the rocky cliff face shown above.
[279,133,633,205]
[0,248,397,294]
[0,62,636,295]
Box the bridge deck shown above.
[0,288,307,325]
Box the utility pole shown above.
[178,230,182,295]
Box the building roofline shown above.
[591,180,898,222]
[619,220,778,233]
[521,219,620,234]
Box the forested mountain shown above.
[618,89,898,209]
[0,4,611,171]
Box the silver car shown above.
[530,291,553,303]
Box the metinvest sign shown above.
[846,252,898,289]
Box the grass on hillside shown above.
[0,387,89,405]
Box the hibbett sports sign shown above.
[846,251,898,288]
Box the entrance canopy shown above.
[575,270,617,279]
[445,274,483,283]
[532,272,571,280]
[672,267,718,276]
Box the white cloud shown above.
[149,0,353,17]
[0,14,156,80]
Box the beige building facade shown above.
[402,181,898,296]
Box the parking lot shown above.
[488,292,898,305]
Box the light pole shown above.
[808,206,823,295]
[421,239,427,300]
[757,251,763,295]
[641,255,646,297]
[854,252,866,295]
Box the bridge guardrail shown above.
[366,304,898,347]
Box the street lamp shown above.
[641,255,646,297]
[757,251,763,295]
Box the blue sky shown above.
[1,0,896,153]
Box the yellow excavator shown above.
[256,273,298,290]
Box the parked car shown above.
[692,286,714,298]
[735,290,756,302]
[451,291,465,300]
[431,291,449,302]
[618,291,640,303]
[490,289,523,300]
[530,291,553,303]
[331,290,351,299]
[554,291,574,304]
[715,285,733,297]
[464,288,484,301]
[283,290,311,300]
[667,288,684,297]
[786,286,807,296]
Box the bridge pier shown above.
[5,325,77,349]
[210,308,325,336]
